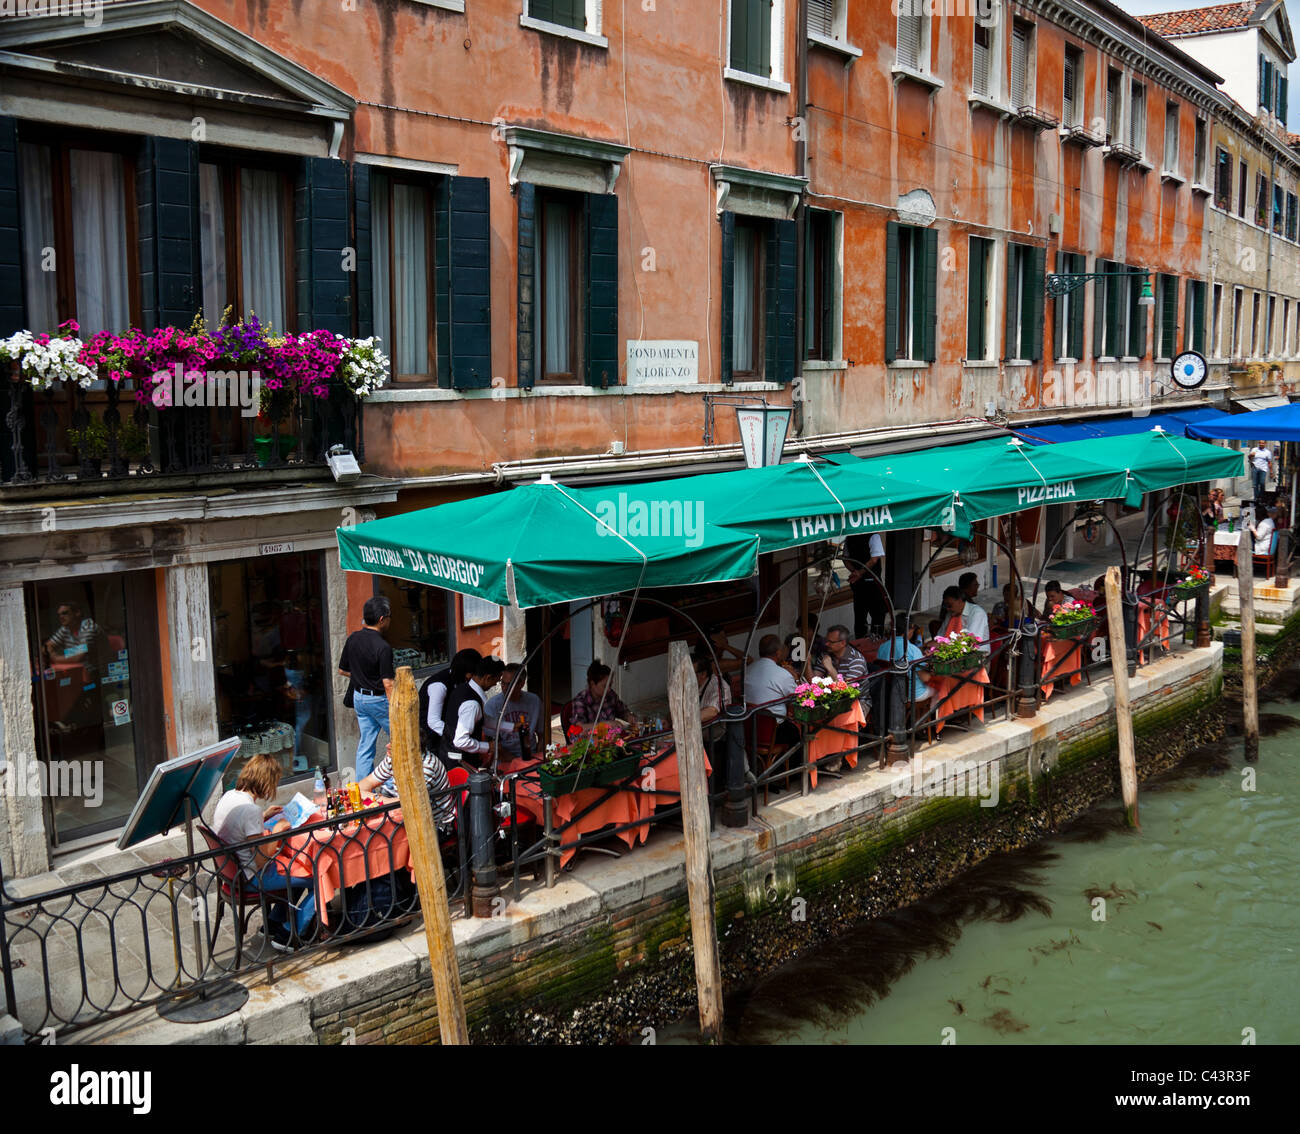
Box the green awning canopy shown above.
[336,477,761,609]
[1046,430,1245,496]
[337,430,1243,607]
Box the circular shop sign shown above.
[1171,350,1208,389]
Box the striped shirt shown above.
[370,750,457,832]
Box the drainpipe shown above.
[1266,149,1276,364]
[792,0,808,437]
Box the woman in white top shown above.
[693,653,731,723]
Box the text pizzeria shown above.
[1017,481,1077,505]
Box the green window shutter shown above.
[731,0,769,76]
[1129,269,1146,357]
[1281,75,1289,126]
[0,117,21,334]
[1024,245,1045,361]
[293,156,351,335]
[584,191,619,388]
[1160,273,1178,358]
[884,221,899,363]
[137,136,201,331]
[433,177,451,386]
[920,227,938,362]
[764,218,797,382]
[516,182,536,389]
[1070,254,1086,359]
[530,0,583,31]
[1192,281,1206,353]
[1093,260,1105,359]
[967,240,987,359]
[352,163,373,339]
[1004,244,1018,361]
[449,176,491,390]
[720,211,735,384]
[1105,262,1121,356]
[1261,57,1269,109]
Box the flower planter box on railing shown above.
[1045,615,1096,641]
[539,752,640,797]
[1170,581,1210,603]
[927,652,985,677]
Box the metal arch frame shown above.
[1027,501,1131,616]
[1130,484,1208,584]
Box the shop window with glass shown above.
[26,572,164,845]
[536,190,584,383]
[371,171,436,381]
[372,577,453,674]
[18,139,137,336]
[200,156,293,331]
[208,551,331,784]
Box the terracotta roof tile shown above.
[1138,2,1260,38]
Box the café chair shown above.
[1254,530,1279,577]
[198,824,297,971]
[746,705,796,805]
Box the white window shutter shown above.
[808,0,835,39]
[973,27,989,96]
[1011,24,1028,107]
[1063,55,1075,123]
[897,13,920,70]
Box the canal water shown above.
[681,669,1300,1045]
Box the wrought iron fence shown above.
[0,789,465,1043]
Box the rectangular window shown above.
[967,236,994,360]
[973,21,992,97]
[1123,268,1145,358]
[1239,160,1249,216]
[1004,241,1044,361]
[1194,118,1207,184]
[1288,193,1298,241]
[1062,46,1082,127]
[808,0,836,39]
[1095,259,1117,358]
[1261,55,1274,112]
[1106,69,1122,142]
[1157,273,1178,359]
[1256,172,1270,227]
[1232,287,1243,356]
[1284,299,1291,355]
[1214,148,1232,209]
[732,219,763,375]
[1010,20,1032,108]
[1163,102,1179,172]
[1212,282,1223,356]
[804,208,839,361]
[1129,82,1146,155]
[528,0,585,32]
[1251,291,1261,355]
[201,159,292,333]
[897,9,925,71]
[1054,250,1085,361]
[885,223,936,363]
[1274,184,1285,234]
[1267,294,1277,355]
[19,141,137,336]
[370,171,435,380]
[730,0,773,78]
[1184,280,1207,355]
[536,191,583,383]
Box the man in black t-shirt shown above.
[337,596,395,779]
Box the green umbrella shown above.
[336,476,761,608]
[1047,430,1245,496]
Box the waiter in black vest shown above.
[440,656,504,769]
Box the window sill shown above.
[1160,169,1185,184]
[519,13,608,49]
[808,31,862,61]
[410,0,465,11]
[1191,182,1212,196]
[1134,158,1154,173]
[962,358,1000,368]
[723,67,791,94]
[1005,359,1032,366]
[886,359,930,369]
[1120,356,1140,363]
[368,380,784,403]
[802,359,848,371]
[891,64,944,92]
[1055,357,1079,365]
[968,92,1014,117]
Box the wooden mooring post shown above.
[390,665,469,1044]
[1236,536,1260,763]
[666,640,724,1043]
[1103,567,1140,828]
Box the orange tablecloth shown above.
[504,745,711,869]
[806,701,866,789]
[927,665,989,733]
[1136,603,1170,664]
[279,812,410,926]
[1039,635,1084,699]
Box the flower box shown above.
[538,764,599,797]
[928,651,984,676]
[594,753,642,787]
[1170,581,1209,603]
[1046,615,1096,641]
[789,702,835,725]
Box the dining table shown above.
[804,700,867,789]
[278,809,411,926]
[1038,634,1085,700]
